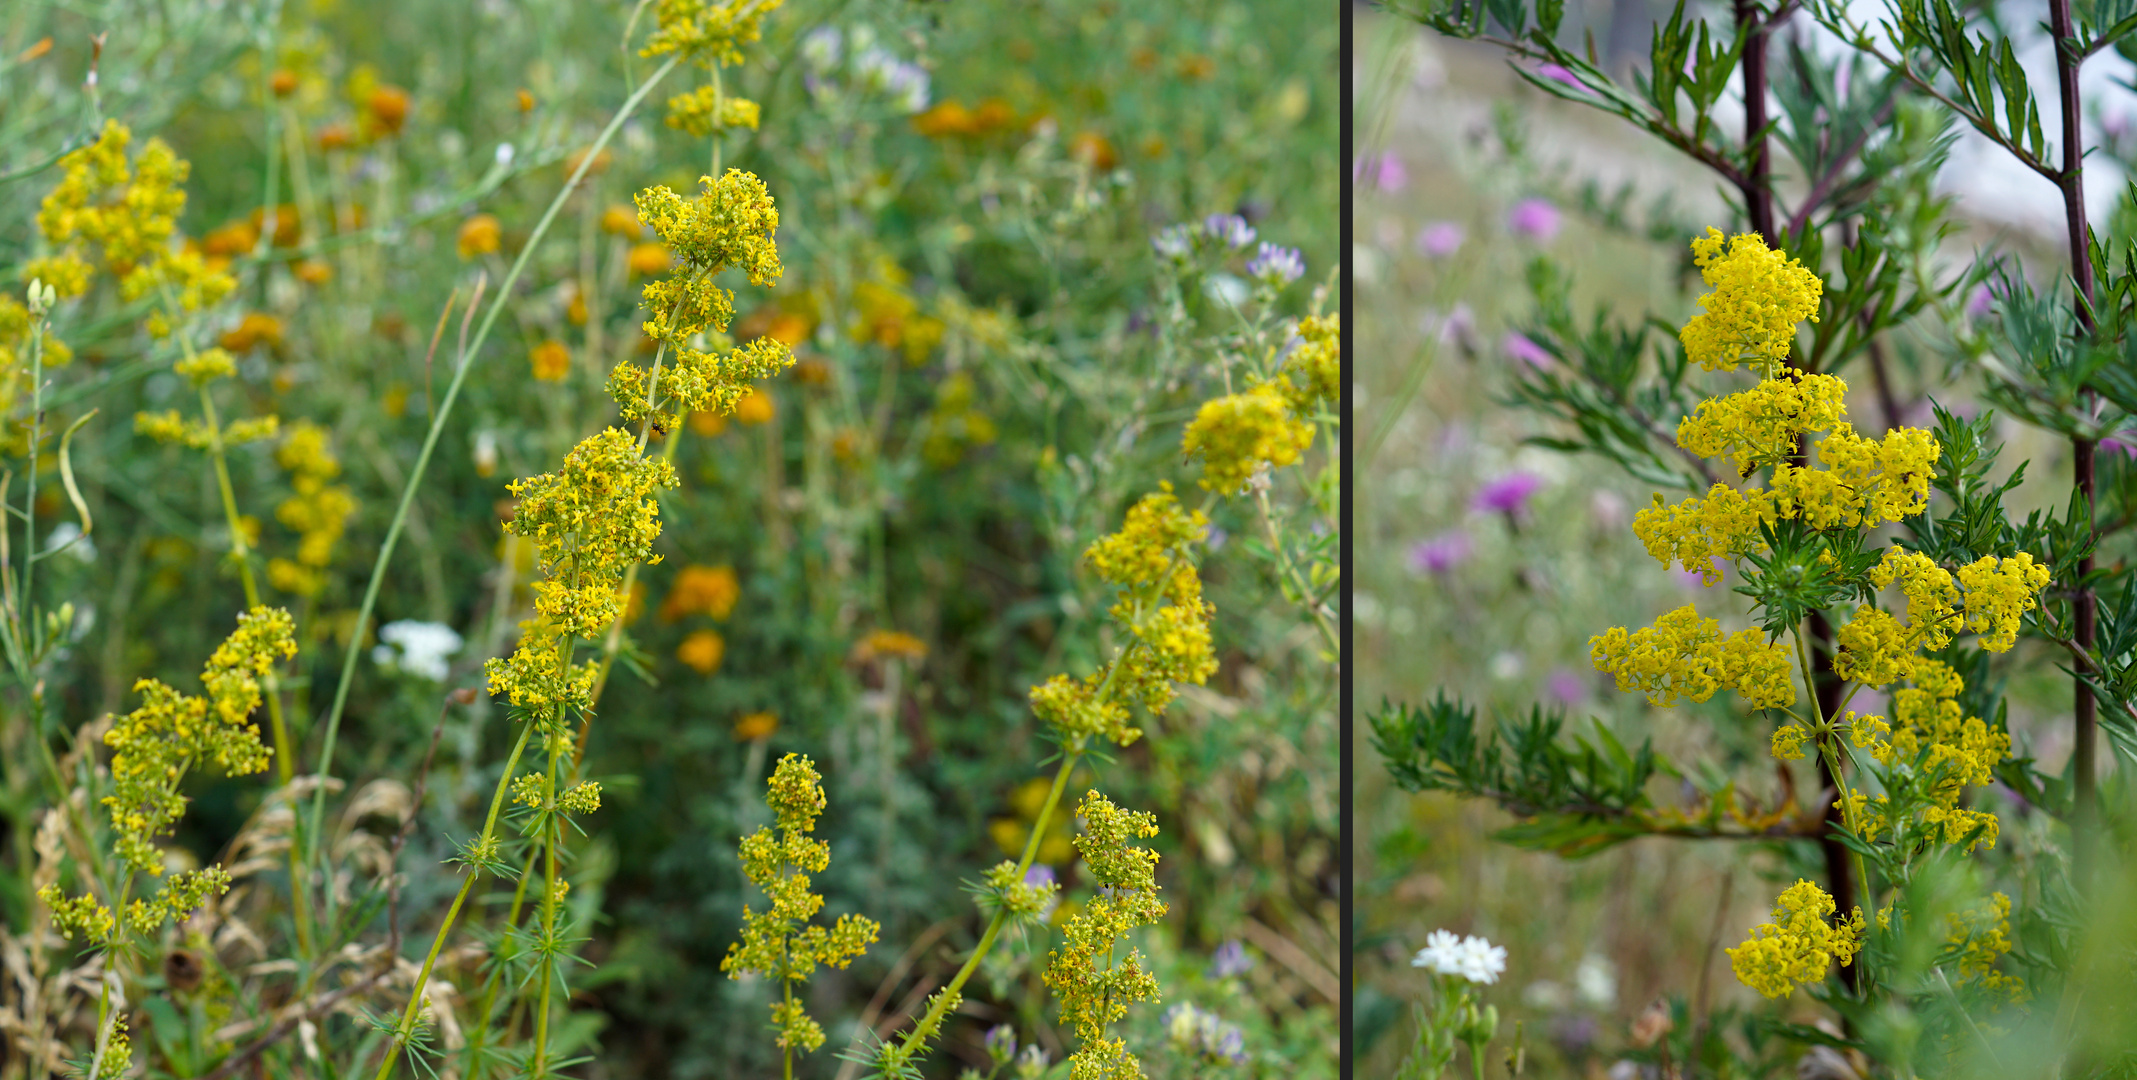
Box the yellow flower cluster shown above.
[1837,547,2050,687]
[721,754,879,1057]
[1727,879,1864,999]
[486,428,678,719]
[1944,892,2026,1003]
[1279,314,1340,414]
[664,85,761,136]
[269,421,357,597]
[918,371,999,468]
[1766,423,1938,529]
[1044,791,1168,1080]
[35,121,234,328]
[634,170,784,292]
[135,410,280,450]
[1588,604,1795,709]
[1033,487,1217,747]
[1955,552,2051,651]
[1678,228,1823,373]
[101,607,292,872]
[1182,384,1314,493]
[1675,371,1848,475]
[640,0,785,68]
[1631,484,1773,584]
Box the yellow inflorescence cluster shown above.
[1675,370,1847,475]
[42,608,294,960]
[34,121,234,336]
[1844,660,2010,851]
[1836,548,2048,688]
[1678,228,1823,373]
[664,86,761,136]
[269,421,358,597]
[1044,791,1169,1080]
[1180,314,1338,494]
[1726,879,1865,999]
[722,754,879,1057]
[1945,892,2026,1003]
[1589,604,1795,710]
[1030,486,1218,748]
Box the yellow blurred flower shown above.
[661,564,740,622]
[677,629,725,674]
[219,312,284,353]
[600,204,642,237]
[689,410,728,437]
[530,339,571,382]
[626,242,672,277]
[457,214,501,260]
[733,710,779,741]
[734,387,774,424]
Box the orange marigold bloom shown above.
[661,564,741,622]
[220,312,285,353]
[271,69,299,98]
[530,339,571,381]
[972,99,1016,133]
[677,629,726,674]
[600,204,642,237]
[854,629,927,664]
[202,221,259,258]
[317,123,354,152]
[735,387,775,424]
[689,410,728,437]
[626,242,671,277]
[457,214,501,259]
[913,100,975,137]
[1069,131,1117,171]
[368,85,411,136]
[516,88,535,113]
[293,259,333,285]
[251,204,302,247]
[733,710,778,741]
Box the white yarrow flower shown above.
[373,621,464,682]
[1410,929,1464,976]
[1455,935,1507,985]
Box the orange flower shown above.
[251,204,302,247]
[202,221,260,258]
[271,69,299,98]
[516,88,535,113]
[565,146,612,179]
[971,98,1016,133]
[1176,54,1216,80]
[661,564,741,622]
[689,411,728,437]
[853,629,927,664]
[220,313,285,353]
[733,711,779,741]
[293,259,333,285]
[912,100,975,137]
[600,204,642,237]
[1069,131,1117,171]
[317,123,354,152]
[566,287,589,325]
[677,629,725,674]
[457,214,501,259]
[793,359,831,386]
[626,242,671,277]
[367,85,411,136]
[530,339,570,381]
[767,312,811,346]
[735,387,775,425]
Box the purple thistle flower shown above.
[1248,242,1305,286]
[1507,197,1562,242]
[1209,939,1254,979]
[1967,283,1997,320]
[1416,221,1465,258]
[1536,63,1587,90]
[1411,532,1473,575]
[1502,331,1554,368]
[1545,668,1588,707]
[1473,472,1544,515]
[2103,433,2137,460]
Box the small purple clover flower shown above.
[1201,213,1257,249]
[984,1025,1018,1065]
[1416,221,1465,258]
[1507,197,1562,242]
[1502,331,1554,369]
[1209,939,1254,979]
[2103,432,2137,460]
[1545,668,1588,707]
[1411,532,1473,575]
[1473,472,1544,515]
[1248,242,1305,286]
[1152,224,1194,260]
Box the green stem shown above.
[375,722,535,1080]
[1790,624,1873,923]
[308,52,681,899]
[532,746,561,1076]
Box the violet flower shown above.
[1507,197,1561,241]
[1416,221,1464,258]
[1473,472,1544,515]
[1411,532,1473,575]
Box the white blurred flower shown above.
[45,521,95,564]
[373,621,464,682]
[800,26,842,72]
[1456,935,1508,984]
[1575,954,1616,1008]
[1412,929,1464,975]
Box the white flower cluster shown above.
[373,620,464,682]
[1412,929,1507,985]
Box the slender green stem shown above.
[375,722,535,1080]
[532,746,561,1076]
[308,52,681,899]
[1790,624,1873,922]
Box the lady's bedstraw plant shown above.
[1601,233,2048,1028]
[39,607,295,1080]
[725,753,879,1080]
[378,164,793,1080]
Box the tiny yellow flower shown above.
[457,213,502,259]
[530,339,571,382]
[677,628,725,674]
